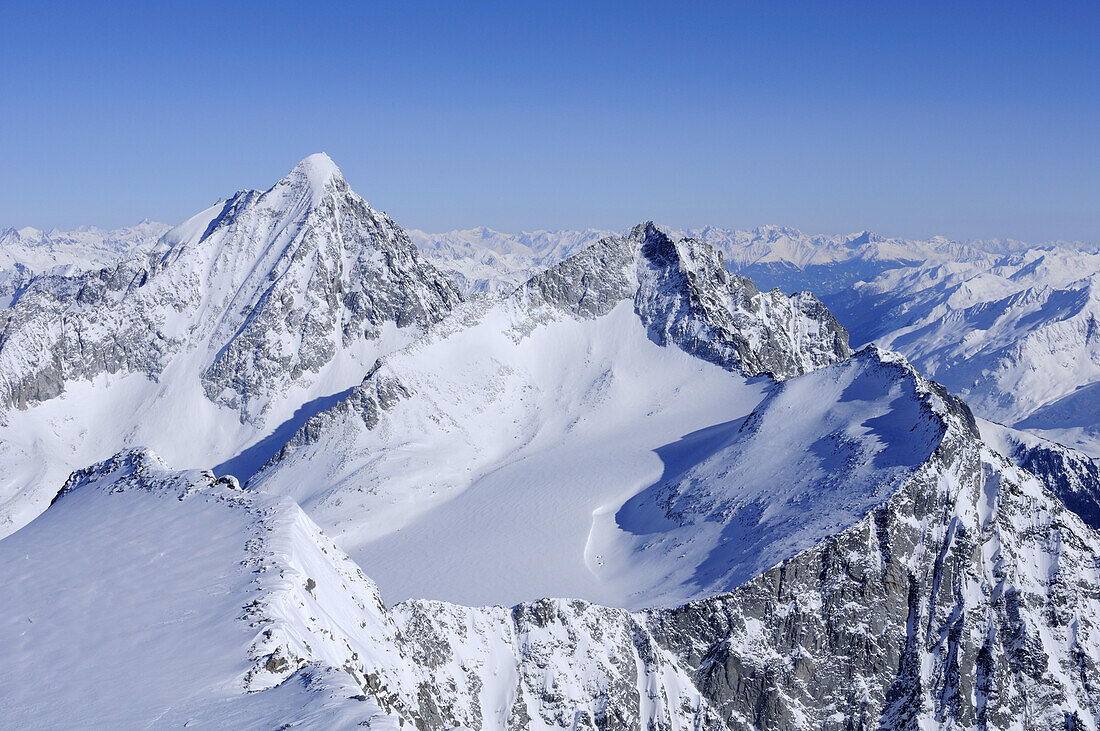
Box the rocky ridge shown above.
[519,222,851,379]
[7,350,1099,729]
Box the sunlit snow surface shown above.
[254,295,940,609]
[416,227,1100,457]
[597,348,942,606]
[0,454,407,728]
[254,301,768,607]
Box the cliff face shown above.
[521,222,851,380]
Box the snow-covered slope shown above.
[5,352,1099,729]
[648,376,1100,729]
[0,219,169,307]
[0,153,461,537]
[252,223,850,608]
[830,248,1100,456]
[600,346,948,605]
[415,225,1100,458]
[0,449,420,728]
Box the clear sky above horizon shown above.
[2,1,1098,241]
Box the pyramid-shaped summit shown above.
[0,155,463,533]
[264,152,346,207]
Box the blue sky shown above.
[2,1,1097,241]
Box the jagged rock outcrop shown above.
[393,598,722,729]
[632,222,850,380]
[4,160,1097,729]
[1011,439,1100,529]
[269,221,853,474]
[521,222,851,380]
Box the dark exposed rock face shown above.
[521,235,638,320]
[1008,435,1100,530]
[393,598,725,730]
[0,252,178,410]
[647,428,1100,730]
[6,166,1096,728]
[632,222,851,380]
[520,221,851,381]
[195,168,461,421]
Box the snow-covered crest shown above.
[6,352,1100,728]
[0,154,461,537]
[4,155,1100,728]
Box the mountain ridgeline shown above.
[1,155,1099,729]
[0,154,461,418]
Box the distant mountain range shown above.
[1,155,1098,729]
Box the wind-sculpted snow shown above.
[649,437,1100,729]
[0,154,461,537]
[5,367,1100,729]
[6,160,1100,727]
[249,339,1100,727]
[601,346,952,605]
[252,222,850,607]
[0,449,427,727]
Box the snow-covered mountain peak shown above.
[845,229,879,247]
[628,219,660,240]
[276,151,344,201]
[629,224,852,379]
[0,157,464,535]
[515,221,850,380]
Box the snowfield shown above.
[2,154,1100,729]
[256,299,771,608]
[416,225,1100,458]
